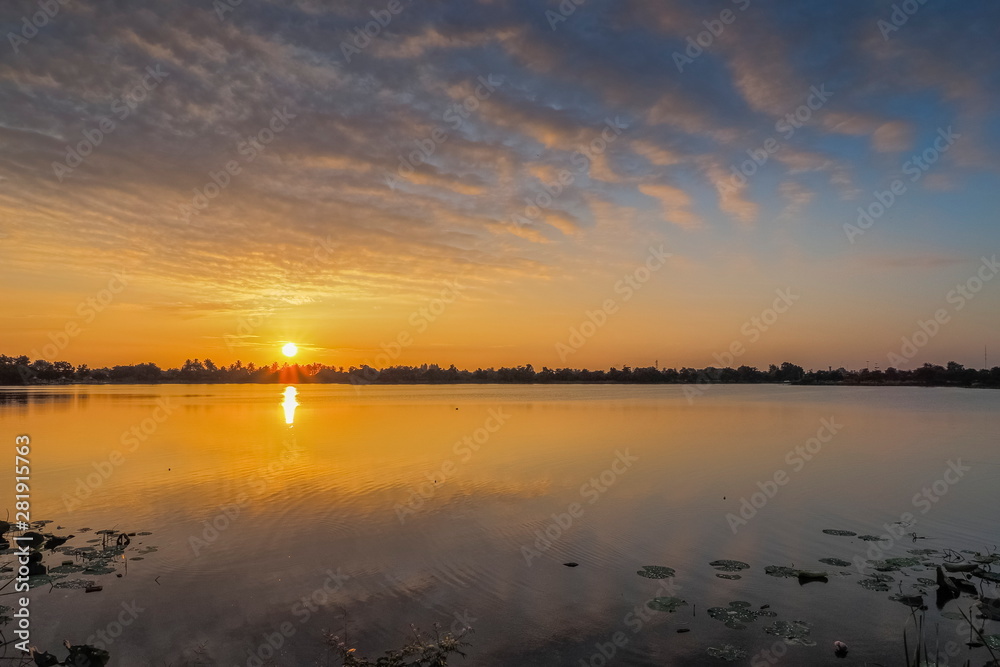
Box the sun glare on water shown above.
[282,342,298,357]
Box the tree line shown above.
[2,355,999,388]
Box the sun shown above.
[282,342,298,357]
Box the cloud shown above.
[872,120,913,153]
[637,183,700,229]
[1,0,997,354]
[778,181,815,215]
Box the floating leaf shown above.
[53,579,96,589]
[984,635,1000,651]
[715,574,741,580]
[710,560,750,572]
[706,644,748,661]
[66,644,110,667]
[797,571,828,584]
[857,535,885,542]
[822,529,856,537]
[941,611,964,620]
[859,577,891,592]
[908,548,938,556]
[868,556,921,572]
[819,558,852,567]
[763,620,815,646]
[647,596,688,613]
[764,565,798,578]
[637,565,675,579]
[889,594,924,608]
[707,601,768,628]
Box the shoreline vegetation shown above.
[3,355,999,388]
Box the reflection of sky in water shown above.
[282,385,298,425]
[1,385,998,666]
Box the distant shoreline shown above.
[3,355,998,389]
[2,379,998,390]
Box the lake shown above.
[2,384,998,666]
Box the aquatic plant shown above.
[647,596,688,612]
[326,626,471,667]
[636,565,675,579]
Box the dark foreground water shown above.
[1,384,998,666]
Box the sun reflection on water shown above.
[282,386,298,425]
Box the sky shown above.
[1,0,999,372]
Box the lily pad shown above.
[857,534,885,542]
[973,569,1000,583]
[706,645,748,661]
[647,596,688,613]
[819,558,852,567]
[53,579,96,589]
[859,577,892,592]
[48,563,85,575]
[763,620,815,646]
[889,594,924,608]
[707,601,768,628]
[637,565,676,579]
[764,565,799,578]
[866,556,922,571]
[715,574,741,580]
[822,529,856,537]
[710,560,750,572]
[984,635,1000,651]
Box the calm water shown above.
[2,384,998,666]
